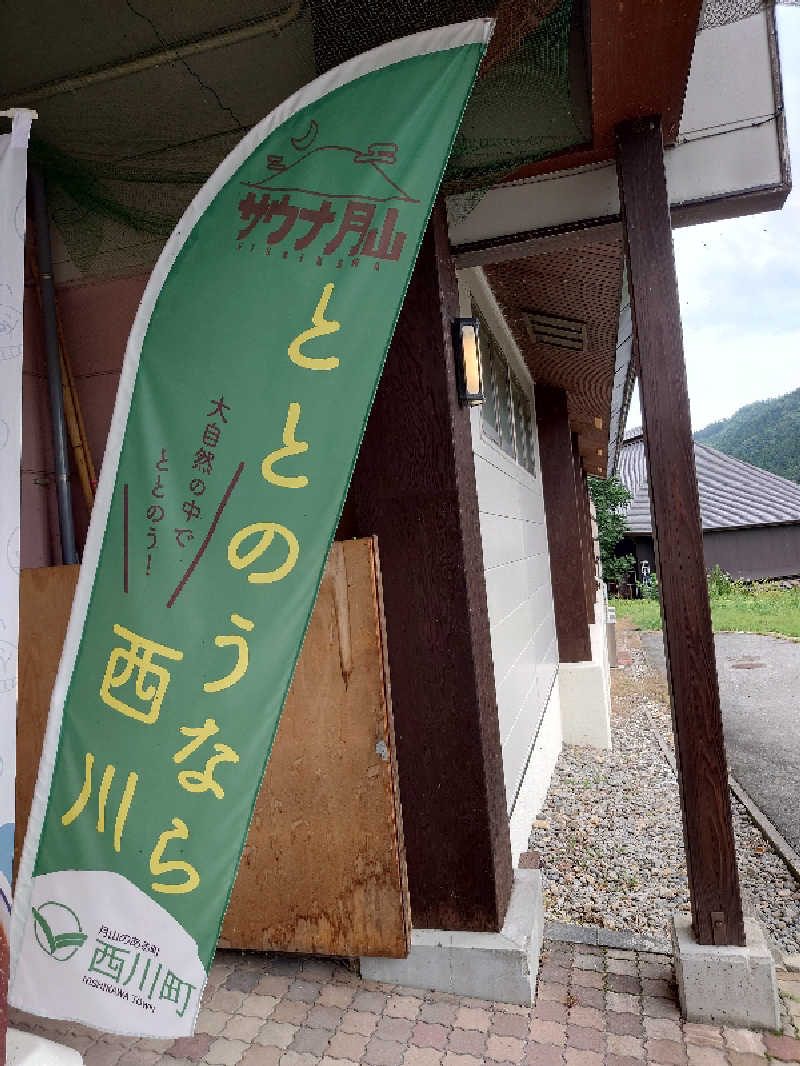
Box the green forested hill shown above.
[694,387,800,483]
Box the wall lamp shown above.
[452,317,484,407]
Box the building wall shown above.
[630,526,800,582]
[458,269,560,817]
[703,526,800,581]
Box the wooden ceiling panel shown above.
[484,236,623,467]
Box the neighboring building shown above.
[5,0,791,1011]
[620,428,800,581]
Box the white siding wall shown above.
[458,269,560,816]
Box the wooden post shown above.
[616,116,745,947]
[341,201,513,933]
[0,930,6,1066]
[535,384,592,663]
[585,474,600,605]
[572,436,597,623]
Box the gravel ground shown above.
[529,624,800,955]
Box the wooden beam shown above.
[502,0,702,184]
[616,116,745,948]
[450,187,792,271]
[578,440,607,463]
[572,442,598,622]
[571,437,593,621]
[340,201,513,933]
[582,475,598,609]
[535,385,592,663]
[452,219,622,270]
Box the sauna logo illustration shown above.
[236,124,420,268]
[32,901,87,961]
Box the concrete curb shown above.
[728,775,800,885]
[544,919,672,955]
[361,869,544,1004]
[642,702,677,773]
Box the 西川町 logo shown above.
[32,901,88,961]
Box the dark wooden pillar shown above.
[584,474,599,610]
[535,384,592,663]
[584,488,597,605]
[584,480,597,612]
[616,116,745,947]
[572,436,597,623]
[341,201,513,933]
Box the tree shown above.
[587,474,634,585]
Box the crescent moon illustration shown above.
[291,119,319,152]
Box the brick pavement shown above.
[9,940,800,1065]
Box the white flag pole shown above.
[0,106,35,1064]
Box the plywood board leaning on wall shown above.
[15,564,80,880]
[221,537,410,957]
[16,537,410,959]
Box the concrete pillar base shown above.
[672,914,781,1030]
[7,1029,83,1064]
[360,869,543,1004]
[559,659,611,748]
[606,607,617,668]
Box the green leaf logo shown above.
[32,902,87,961]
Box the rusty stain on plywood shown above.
[329,540,353,688]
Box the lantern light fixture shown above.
[453,316,484,407]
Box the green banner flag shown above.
[11,22,491,1038]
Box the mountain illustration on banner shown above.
[244,124,420,203]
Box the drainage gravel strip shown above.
[529,626,800,956]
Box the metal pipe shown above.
[5,1,302,107]
[30,168,79,565]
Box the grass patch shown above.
[709,587,800,639]
[613,579,800,640]
[613,597,662,630]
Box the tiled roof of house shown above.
[619,428,800,534]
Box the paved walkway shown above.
[10,941,800,1066]
[639,631,800,853]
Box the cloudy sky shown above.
[627,6,800,434]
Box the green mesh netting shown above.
[29,141,205,239]
[12,0,587,277]
[447,0,588,190]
